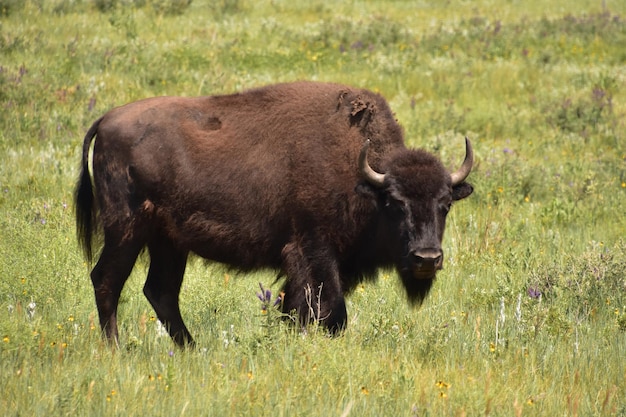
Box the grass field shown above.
[1,0,625,415]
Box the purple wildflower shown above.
[351,40,363,50]
[256,282,271,303]
[257,283,283,311]
[273,292,283,307]
[257,282,273,311]
[592,87,606,103]
[527,286,541,299]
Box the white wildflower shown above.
[155,320,168,338]
[27,301,36,320]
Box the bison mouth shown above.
[397,248,444,304]
[412,269,438,280]
[410,248,443,278]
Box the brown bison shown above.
[75,81,473,346]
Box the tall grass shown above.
[1,0,625,415]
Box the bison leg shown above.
[281,241,347,334]
[90,234,144,346]
[143,237,193,347]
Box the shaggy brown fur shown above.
[75,81,473,346]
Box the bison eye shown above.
[385,200,402,213]
[383,196,408,217]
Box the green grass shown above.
[1,0,625,415]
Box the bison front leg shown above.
[281,241,347,334]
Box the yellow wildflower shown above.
[436,380,451,389]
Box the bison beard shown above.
[75,81,473,346]
[401,273,436,306]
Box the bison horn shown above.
[359,139,386,188]
[450,137,473,186]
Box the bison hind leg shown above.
[143,237,193,347]
[90,233,144,346]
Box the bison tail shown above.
[74,116,103,262]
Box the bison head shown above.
[358,138,473,304]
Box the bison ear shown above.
[452,182,473,201]
[354,181,387,208]
[355,182,379,201]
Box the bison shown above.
[75,81,473,347]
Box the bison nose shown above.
[412,249,444,271]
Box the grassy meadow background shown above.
[1,0,625,415]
